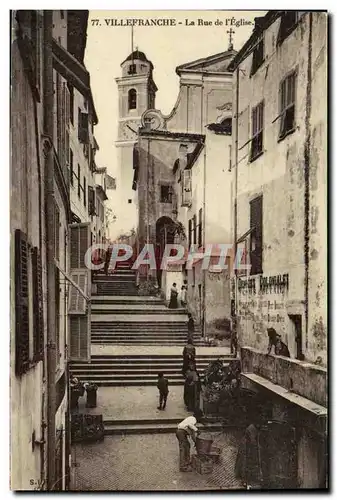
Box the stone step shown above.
[103,421,223,435]
[87,354,230,361]
[92,289,139,297]
[70,362,213,370]
[70,366,219,376]
[92,318,188,324]
[69,378,185,387]
[91,341,207,346]
[91,296,163,304]
[91,308,187,315]
[91,333,198,339]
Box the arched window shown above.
[128,89,137,110]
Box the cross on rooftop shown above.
[227,28,235,50]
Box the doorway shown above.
[289,314,304,360]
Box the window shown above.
[250,34,264,76]
[68,83,74,125]
[128,64,137,75]
[193,215,197,245]
[83,177,86,207]
[279,72,296,140]
[78,108,89,143]
[198,208,203,248]
[88,186,96,215]
[128,199,132,204]
[60,10,64,19]
[181,169,192,207]
[54,201,60,261]
[249,196,263,275]
[188,219,192,249]
[250,101,264,161]
[77,165,81,199]
[70,149,74,185]
[128,89,137,110]
[277,12,302,44]
[160,185,173,203]
[55,267,60,357]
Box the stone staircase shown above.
[71,353,234,386]
[70,262,233,387]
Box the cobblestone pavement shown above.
[77,385,189,420]
[91,345,231,356]
[72,431,244,491]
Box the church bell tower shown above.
[114,50,157,235]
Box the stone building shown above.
[229,11,327,488]
[11,10,94,491]
[94,167,109,246]
[133,47,236,336]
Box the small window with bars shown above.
[279,72,297,140]
[250,101,264,161]
[250,35,264,76]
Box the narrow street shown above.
[70,262,243,491]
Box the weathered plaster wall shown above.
[233,13,327,365]
[11,37,45,490]
[307,13,327,364]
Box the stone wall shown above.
[241,346,327,407]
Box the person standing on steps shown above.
[182,338,196,377]
[187,313,195,343]
[168,282,178,309]
[180,285,187,308]
[156,372,169,411]
[176,410,203,472]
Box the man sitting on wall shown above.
[267,328,290,357]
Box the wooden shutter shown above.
[68,223,91,361]
[68,271,88,314]
[32,247,44,361]
[69,223,91,270]
[14,230,30,376]
[182,169,192,206]
[69,315,90,361]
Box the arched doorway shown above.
[155,216,175,288]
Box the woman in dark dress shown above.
[168,283,178,309]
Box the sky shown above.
[84,10,265,236]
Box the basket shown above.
[192,454,213,474]
[196,433,214,455]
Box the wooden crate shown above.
[191,454,213,475]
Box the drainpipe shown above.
[43,11,56,490]
[233,67,240,352]
[304,13,313,351]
